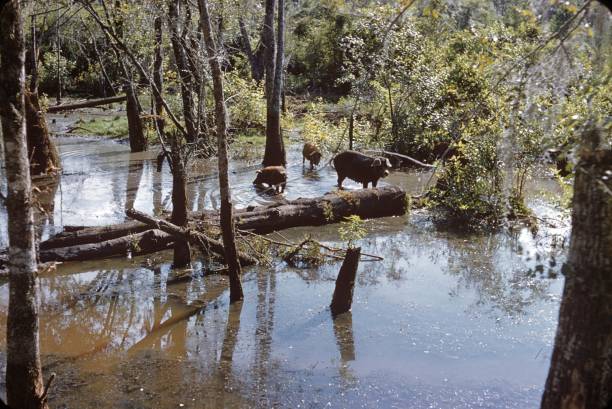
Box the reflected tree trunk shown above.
[125,156,144,213]
[0,1,47,408]
[541,128,612,409]
[198,0,244,303]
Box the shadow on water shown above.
[0,128,571,408]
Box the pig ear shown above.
[372,158,382,167]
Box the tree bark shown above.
[40,220,149,250]
[125,82,147,152]
[262,0,287,167]
[153,15,165,135]
[199,0,244,303]
[168,0,197,143]
[25,90,60,175]
[40,229,173,262]
[169,139,191,268]
[239,17,264,82]
[0,1,47,407]
[234,186,408,233]
[330,247,360,316]
[46,95,127,112]
[541,133,612,409]
[126,209,257,266]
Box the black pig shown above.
[253,166,287,193]
[333,150,392,189]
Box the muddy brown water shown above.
[0,114,570,408]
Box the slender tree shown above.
[198,0,244,303]
[261,0,286,167]
[152,14,165,135]
[25,14,60,176]
[168,0,197,143]
[0,1,48,408]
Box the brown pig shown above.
[333,150,392,189]
[253,166,287,193]
[302,142,323,170]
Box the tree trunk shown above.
[330,247,361,316]
[199,0,244,303]
[262,0,287,167]
[262,0,275,102]
[40,221,149,250]
[25,90,60,175]
[234,186,408,233]
[0,1,47,407]
[152,15,165,135]
[46,95,127,113]
[40,229,173,262]
[541,131,612,409]
[169,141,191,268]
[126,209,257,266]
[239,17,264,82]
[125,82,147,152]
[169,0,197,143]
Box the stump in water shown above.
[330,247,361,317]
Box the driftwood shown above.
[39,229,173,262]
[126,208,257,266]
[46,95,127,113]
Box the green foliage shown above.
[225,72,267,131]
[338,215,367,248]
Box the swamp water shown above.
[0,118,569,408]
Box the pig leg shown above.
[372,179,378,188]
[337,175,345,188]
[281,182,286,193]
[310,160,314,170]
[362,181,369,189]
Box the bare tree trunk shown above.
[262,0,276,100]
[0,1,47,408]
[541,128,612,409]
[153,15,165,135]
[26,16,60,176]
[25,90,60,175]
[169,0,197,143]
[263,0,286,167]
[169,137,191,268]
[125,81,147,152]
[239,17,264,82]
[198,0,244,303]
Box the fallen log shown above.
[126,209,257,266]
[46,95,127,113]
[40,220,148,250]
[38,187,407,262]
[234,186,408,233]
[40,229,172,262]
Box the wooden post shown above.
[330,246,361,316]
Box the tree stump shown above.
[330,247,361,317]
